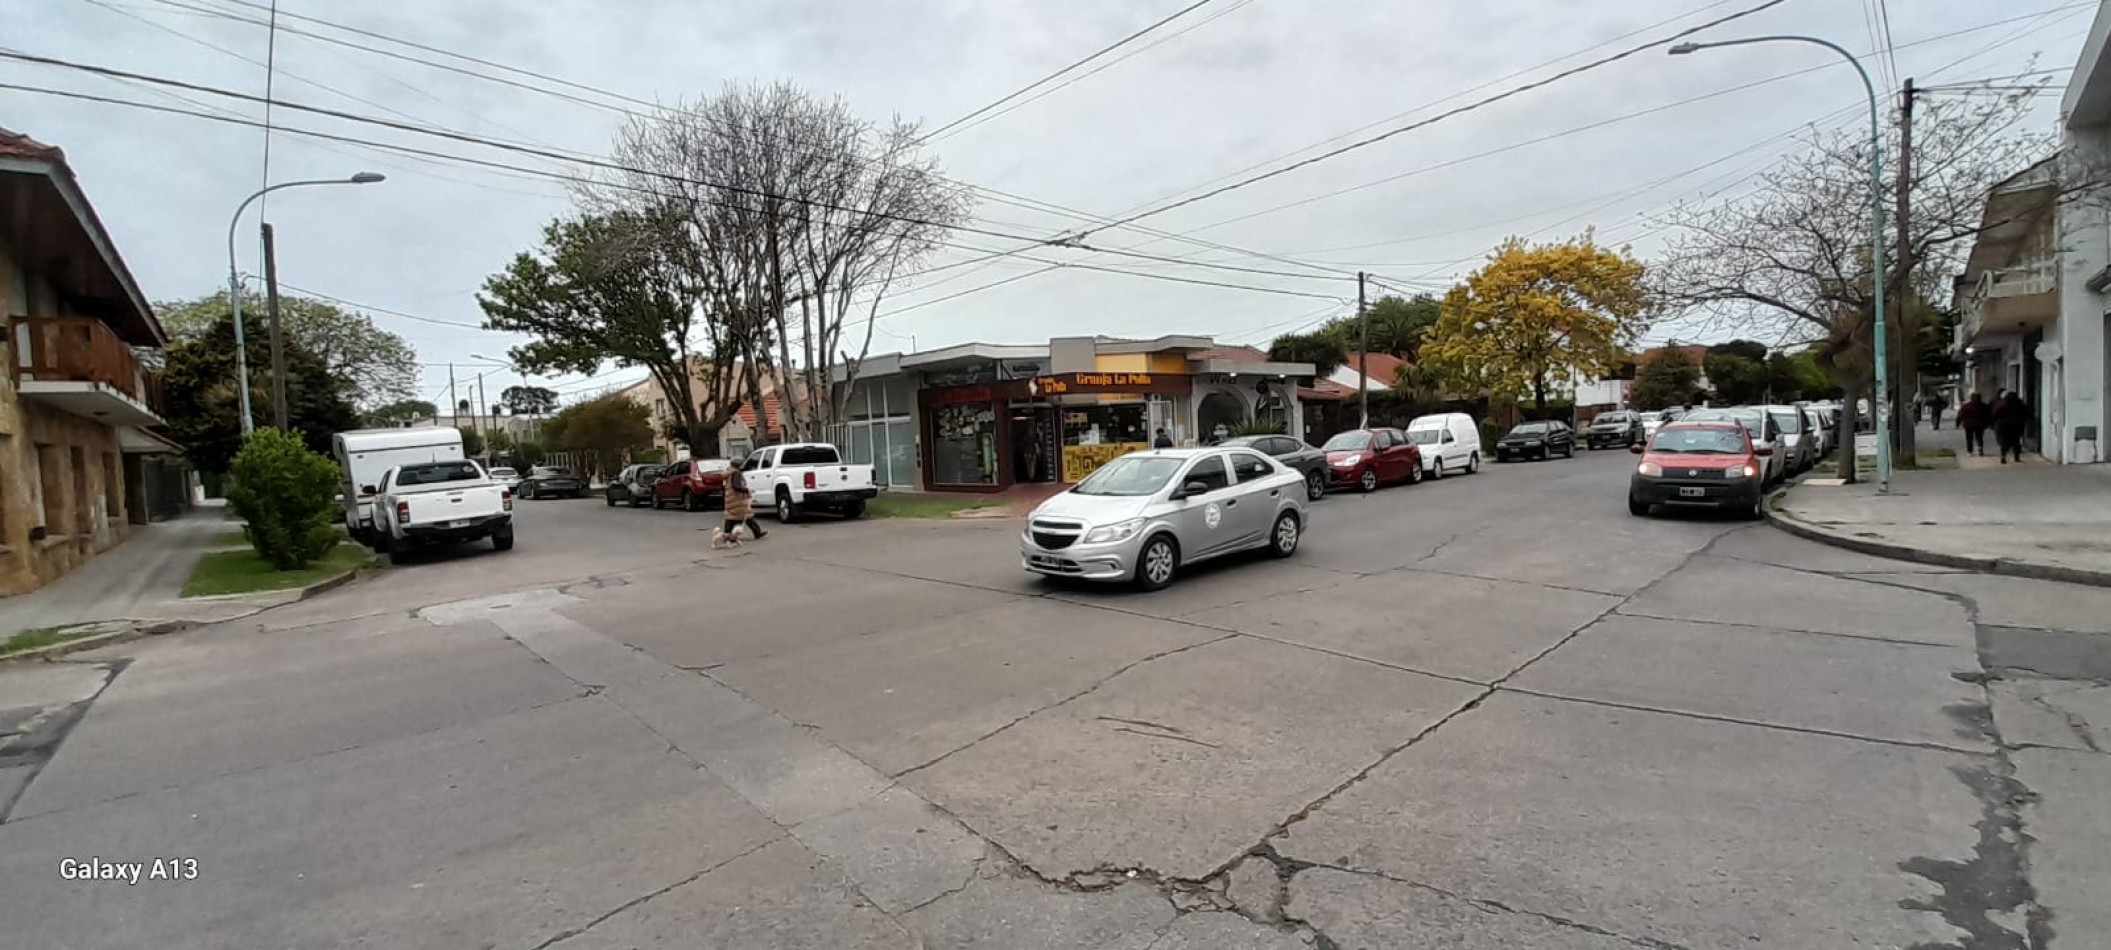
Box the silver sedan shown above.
[1021,447,1309,591]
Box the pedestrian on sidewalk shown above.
[1993,390,2031,464]
[1926,394,1946,430]
[1957,392,1991,456]
[716,460,767,546]
[1152,427,1174,449]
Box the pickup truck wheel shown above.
[605,491,619,507]
[776,490,801,523]
[387,541,412,566]
[492,527,515,551]
[682,489,700,512]
[842,500,866,520]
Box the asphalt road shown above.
[3,446,2107,948]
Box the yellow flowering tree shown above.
[1422,234,1652,408]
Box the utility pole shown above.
[261,222,289,430]
[1357,271,1370,428]
[447,364,458,435]
[476,372,489,446]
[1890,76,1917,470]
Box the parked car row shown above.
[601,443,881,522]
[1627,402,1840,519]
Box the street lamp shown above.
[225,172,386,433]
[1670,36,1889,493]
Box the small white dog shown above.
[710,523,749,550]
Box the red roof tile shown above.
[0,128,64,163]
[1344,351,1410,386]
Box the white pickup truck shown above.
[743,443,878,523]
[372,459,515,563]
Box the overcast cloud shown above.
[3,0,2093,404]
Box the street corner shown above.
[900,635,1484,883]
[1273,690,1985,949]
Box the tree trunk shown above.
[1532,373,1548,414]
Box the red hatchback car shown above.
[1320,427,1424,492]
[1628,420,1769,519]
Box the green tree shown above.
[158,291,417,410]
[1422,234,1651,407]
[1785,348,1843,399]
[542,395,653,463]
[458,426,486,457]
[1267,329,1346,379]
[1630,349,1699,410]
[225,428,341,570]
[1356,293,1441,359]
[485,428,514,454]
[499,385,559,416]
[363,399,436,428]
[480,209,738,451]
[162,314,360,475]
[1703,340,1772,405]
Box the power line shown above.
[922,0,1219,141]
[929,0,1260,143]
[1072,0,1791,237]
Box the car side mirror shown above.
[1627,443,1644,455]
[1178,480,1209,499]
[360,484,377,495]
[1754,447,1774,457]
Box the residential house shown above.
[1953,7,2110,463]
[1,129,175,595]
[617,363,800,463]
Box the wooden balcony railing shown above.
[15,317,158,411]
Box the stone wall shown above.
[0,377,131,597]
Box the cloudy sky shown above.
[4,0,2096,405]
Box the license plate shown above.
[1678,487,1706,498]
[447,519,472,528]
[1031,555,1062,567]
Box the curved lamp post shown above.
[225,172,386,433]
[1670,36,1889,493]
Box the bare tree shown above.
[1653,82,2055,480]
[588,82,969,450]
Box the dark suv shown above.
[605,464,664,508]
[1586,411,1643,450]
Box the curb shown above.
[1764,496,2111,589]
[0,619,195,665]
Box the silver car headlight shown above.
[1082,518,1145,545]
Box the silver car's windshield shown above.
[1072,456,1184,496]
[1404,430,1442,445]
[1771,411,1802,433]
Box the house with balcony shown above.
[0,129,173,595]
[1954,5,2111,463]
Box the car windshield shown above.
[1507,423,1547,436]
[1770,411,1802,433]
[1685,409,1762,436]
[1321,431,1371,452]
[780,446,840,465]
[533,467,573,477]
[1652,428,1747,454]
[1071,456,1184,496]
[397,462,484,485]
[1404,429,1442,445]
[1597,413,1632,424]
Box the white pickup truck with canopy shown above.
[371,459,514,563]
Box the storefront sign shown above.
[932,384,994,406]
[924,364,996,387]
[997,359,1046,380]
[1061,442,1146,482]
[1029,372,1191,397]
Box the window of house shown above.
[34,442,60,537]
[0,434,12,551]
[71,446,89,534]
[103,452,121,520]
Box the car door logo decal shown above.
[1204,503,1223,529]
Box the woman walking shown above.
[714,460,768,548]
[1992,390,2031,464]
[1956,392,1990,456]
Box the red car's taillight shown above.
[803,471,816,490]
[395,500,410,524]
[501,489,513,512]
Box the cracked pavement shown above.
[2,449,2107,948]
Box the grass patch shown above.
[866,495,1000,519]
[181,544,371,598]
[212,528,249,547]
[1,626,94,655]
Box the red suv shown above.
[1320,427,1423,492]
[1628,421,1768,519]
[651,457,731,511]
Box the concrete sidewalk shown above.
[1771,426,2111,585]
[0,503,264,638]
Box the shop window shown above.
[931,403,996,485]
[1057,403,1148,482]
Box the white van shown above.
[331,428,466,544]
[1404,413,1483,478]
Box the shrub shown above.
[1228,418,1288,437]
[226,428,342,570]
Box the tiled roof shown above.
[1344,351,1411,386]
[0,128,64,163]
[1297,378,1358,402]
[1197,344,1269,362]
